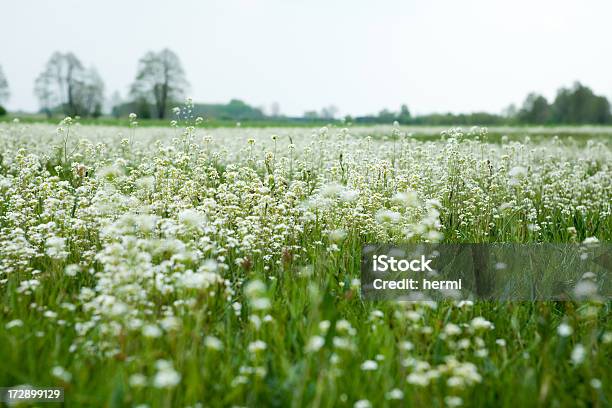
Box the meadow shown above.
[0,114,610,407]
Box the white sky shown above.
[1,0,611,116]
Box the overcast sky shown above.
[1,0,611,116]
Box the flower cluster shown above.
[0,120,609,406]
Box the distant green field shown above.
[3,115,612,137]
[0,115,339,128]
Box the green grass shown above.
[1,245,609,407]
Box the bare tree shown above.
[270,102,281,117]
[34,73,55,118]
[0,65,9,104]
[34,52,104,117]
[109,91,123,118]
[35,52,83,116]
[130,49,189,119]
[320,105,338,119]
[73,68,105,118]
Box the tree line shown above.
[28,49,188,119]
[0,65,9,116]
[350,82,612,126]
[0,52,610,125]
[513,83,611,124]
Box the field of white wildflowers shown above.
[0,115,610,407]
